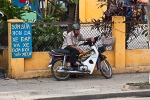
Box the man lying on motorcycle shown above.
[61,23,95,70]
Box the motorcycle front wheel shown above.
[51,59,70,81]
[100,59,112,79]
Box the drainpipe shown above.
[145,1,150,48]
[146,0,150,84]
[74,3,78,23]
[74,0,79,23]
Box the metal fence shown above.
[125,23,149,49]
[78,23,113,51]
[0,22,8,47]
[79,22,149,50]
[31,22,113,52]
[31,22,149,51]
[0,21,149,52]
[32,22,69,52]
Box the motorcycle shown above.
[48,36,115,81]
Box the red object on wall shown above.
[19,0,30,3]
[138,0,148,3]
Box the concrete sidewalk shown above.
[0,73,150,100]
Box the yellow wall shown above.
[125,49,150,73]
[79,0,106,22]
[10,52,51,79]
[0,50,8,69]
[1,17,149,79]
[1,49,150,79]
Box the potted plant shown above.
[0,0,27,46]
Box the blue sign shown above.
[11,23,32,58]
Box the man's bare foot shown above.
[72,63,79,66]
[66,62,71,66]
[4,77,9,80]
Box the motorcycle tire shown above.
[99,59,112,79]
[51,59,70,81]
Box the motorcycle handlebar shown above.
[79,35,101,46]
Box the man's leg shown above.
[65,46,80,69]
[64,46,79,74]
[64,46,80,66]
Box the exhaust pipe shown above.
[57,70,90,74]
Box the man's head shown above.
[72,23,80,36]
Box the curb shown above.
[36,90,150,100]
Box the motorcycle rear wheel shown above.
[51,59,70,81]
[100,59,112,79]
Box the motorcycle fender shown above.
[96,57,101,70]
[48,56,58,67]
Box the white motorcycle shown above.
[48,36,115,81]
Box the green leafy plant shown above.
[0,0,26,20]
[126,81,150,88]
[30,0,68,21]
[71,0,78,4]
[61,0,78,4]
[32,15,64,51]
[47,0,68,21]
[0,0,28,35]
[141,24,148,37]
[0,21,7,35]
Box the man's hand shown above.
[91,38,95,42]
[78,49,84,54]
[86,37,95,42]
[70,45,83,54]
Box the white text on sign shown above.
[12,23,30,29]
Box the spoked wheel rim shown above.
[100,60,112,78]
[52,60,70,81]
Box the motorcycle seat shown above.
[52,49,70,54]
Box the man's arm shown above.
[86,38,95,42]
[69,37,95,54]
[80,34,95,42]
[69,45,83,54]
